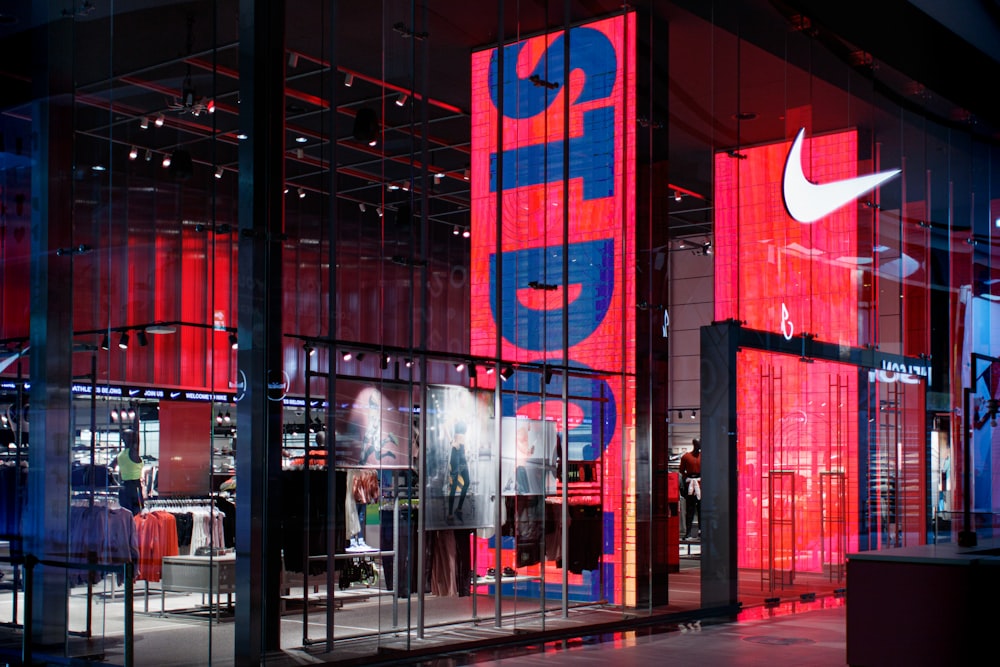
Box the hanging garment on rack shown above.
[214,496,236,548]
[67,503,139,586]
[0,463,27,540]
[187,506,225,552]
[170,512,194,550]
[280,469,341,575]
[134,510,179,582]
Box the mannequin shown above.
[116,428,144,515]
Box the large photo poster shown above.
[334,382,414,470]
[425,386,495,530]
[501,416,557,496]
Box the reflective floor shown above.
[414,600,848,667]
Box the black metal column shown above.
[26,5,75,649]
[699,321,740,610]
[236,0,286,661]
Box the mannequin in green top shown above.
[116,428,144,515]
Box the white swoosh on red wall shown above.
[782,128,900,223]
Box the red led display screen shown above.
[470,14,635,603]
[715,129,871,571]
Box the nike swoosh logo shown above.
[782,128,900,223]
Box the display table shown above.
[846,539,1000,666]
[160,553,236,617]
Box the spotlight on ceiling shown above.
[100,334,110,351]
[396,92,408,107]
[674,190,682,202]
[137,330,149,347]
[128,145,139,160]
[499,364,514,381]
[154,113,165,127]
[544,365,554,385]
[297,187,306,199]
[690,410,697,419]
[380,353,390,370]
[359,202,366,213]
[139,116,149,130]
[118,332,129,350]
[343,72,354,87]
[453,226,460,236]
[403,358,413,368]
[161,153,171,168]
[215,166,224,179]
[229,332,238,350]
[352,107,379,146]
[376,206,383,217]
[341,351,352,361]
[468,363,477,379]
[287,51,299,68]
[463,168,470,180]
[454,362,465,372]
[462,229,471,238]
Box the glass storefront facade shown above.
[0,1,998,664]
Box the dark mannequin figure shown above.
[116,428,144,515]
[680,437,701,540]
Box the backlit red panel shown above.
[715,130,865,572]
[470,14,635,603]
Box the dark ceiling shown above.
[0,0,997,242]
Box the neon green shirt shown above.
[117,449,143,482]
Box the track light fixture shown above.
[677,410,683,420]
[396,92,408,107]
[224,411,232,423]
[215,166,224,179]
[161,153,171,168]
[468,364,477,379]
[380,353,390,369]
[341,351,352,361]
[544,365,554,385]
[454,362,465,372]
[674,190,682,202]
[118,332,129,350]
[154,113,165,127]
[129,145,139,160]
[359,202,366,213]
[404,358,413,368]
[453,226,460,236]
[216,411,224,424]
[343,72,354,87]
[100,334,110,350]
[462,229,471,238]
[690,410,697,419]
[139,116,149,130]
[499,364,514,381]
[297,187,306,199]
[137,330,149,347]
[288,51,299,68]
[376,206,383,217]
[229,332,238,350]
[352,107,379,146]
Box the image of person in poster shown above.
[358,392,397,466]
[447,421,470,524]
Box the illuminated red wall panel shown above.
[470,14,635,603]
[715,129,867,571]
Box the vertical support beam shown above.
[26,5,75,649]
[700,321,740,609]
[236,0,286,661]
